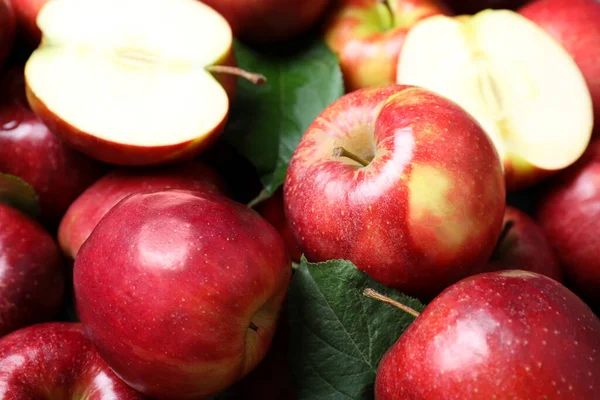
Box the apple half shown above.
[396,9,594,190]
[24,0,238,166]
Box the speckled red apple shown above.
[284,85,505,300]
[58,161,226,259]
[0,323,145,399]
[0,203,64,338]
[74,189,292,399]
[375,270,600,399]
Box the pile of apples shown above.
[1,0,599,398]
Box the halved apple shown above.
[396,9,594,190]
[24,0,239,166]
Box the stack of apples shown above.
[0,0,599,398]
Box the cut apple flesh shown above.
[396,10,593,170]
[25,0,232,147]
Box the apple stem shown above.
[206,65,267,85]
[249,322,259,332]
[332,147,370,167]
[363,288,420,318]
[496,219,515,248]
[378,0,395,26]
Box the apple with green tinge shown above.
[537,140,600,309]
[520,0,600,136]
[0,203,64,338]
[324,0,451,92]
[74,189,292,399]
[58,161,226,260]
[284,85,505,300]
[0,0,15,68]
[373,270,600,399]
[0,323,145,399]
[200,0,330,44]
[0,67,106,226]
[23,0,250,166]
[487,206,562,282]
[396,9,594,190]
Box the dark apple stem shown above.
[378,0,395,26]
[206,65,267,85]
[496,219,515,248]
[249,322,259,332]
[332,147,370,167]
[363,288,420,318]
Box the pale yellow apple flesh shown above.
[396,10,593,172]
[25,0,232,147]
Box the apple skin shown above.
[445,0,528,14]
[537,140,600,309]
[324,0,451,92]
[0,67,106,226]
[74,189,292,399]
[487,206,562,282]
[520,0,600,136]
[0,0,15,69]
[24,50,237,166]
[10,0,48,46]
[375,270,600,400]
[200,0,330,43]
[0,322,145,399]
[0,203,64,338]
[256,188,302,263]
[58,160,227,260]
[284,85,505,300]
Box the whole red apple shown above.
[0,67,106,226]
[520,0,600,135]
[0,203,64,338]
[0,0,15,69]
[284,85,505,300]
[0,322,145,398]
[324,0,451,91]
[256,188,302,263]
[74,189,292,399]
[537,140,600,308]
[201,0,330,43]
[10,0,48,46]
[374,270,600,399]
[58,161,226,260]
[487,206,562,282]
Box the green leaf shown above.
[288,258,425,400]
[0,173,41,219]
[224,39,344,203]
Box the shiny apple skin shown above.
[537,140,600,308]
[0,0,15,69]
[520,0,600,136]
[488,206,562,282]
[74,189,292,399]
[324,0,451,91]
[375,270,600,400]
[0,322,146,399]
[24,49,237,166]
[201,0,330,43]
[0,68,106,226]
[284,85,505,300]
[58,160,226,260]
[0,203,64,338]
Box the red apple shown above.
[520,0,600,136]
[24,0,239,166]
[0,0,15,69]
[374,270,600,399]
[0,67,106,226]
[323,0,451,91]
[255,188,302,263]
[10,0,48,46]
[0,322,145,398]
[284,85,505,300]
[74,189,292,399]
[200,0,330,43]
[0,203,64,338]
[446,0,528,14]
[58,161,226,260]
[537,140,600,308]
[487,206,562,282]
